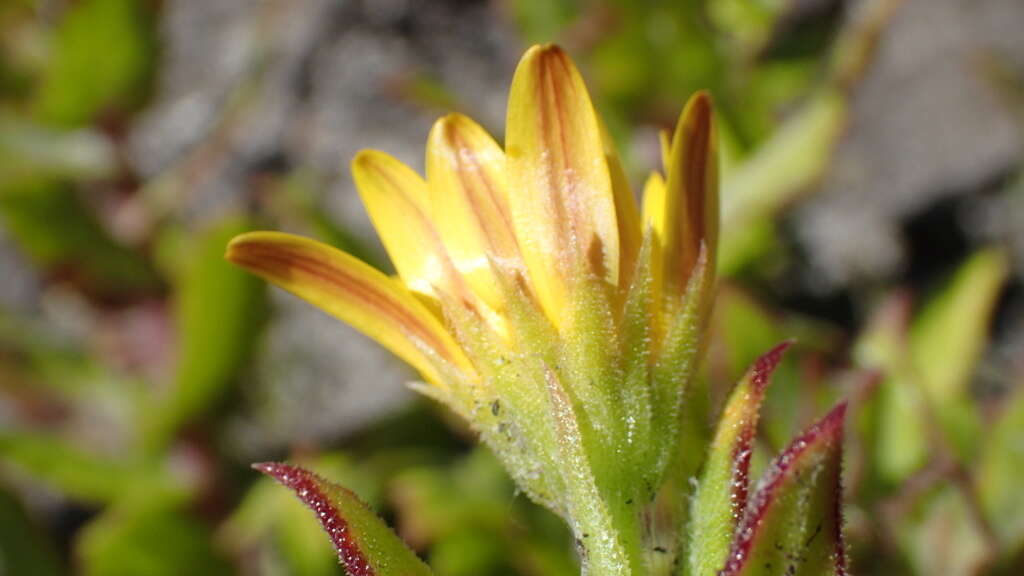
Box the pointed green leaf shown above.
[651,247,714,488]
[910,249,1007,459]
[854,294,929,487]
[255,462,433,576]
[719,91,845,275]
[911,250,1006,404]
[688,342,791,576]
[719,403,849,576]
[223,454,379,576]
[978,385,1024,553]
[143,217,265,452]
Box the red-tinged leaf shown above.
[688,342,793,576]
[254,462,433,576]
[719,403,849,576]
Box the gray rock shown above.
[795,0,1022,289]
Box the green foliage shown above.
[0,116,115,183]
[256,462,433,576]
[900,486,993,576]
[34,0,155,126]
[910,249,1008,460]
[143,218,266,451]
[979,387,1024,555]
[391,449,575,576]
[78,492,232,576]
[688,344,789,576]
[0,489,63,576]
[0,183,158,294]
[718,405,848,576]
[856,250,1008,487]
[0,432,163,504]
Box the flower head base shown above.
[227,44,718,574]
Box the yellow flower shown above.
[226,44,716,392]
[226,44,717,572]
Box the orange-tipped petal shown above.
[351,150,452,299]
[505,44,620,328]
[226,232,472,386]
[426,114,521,310]
[663,91,719,295]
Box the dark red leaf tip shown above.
[750,340,794,393]
[719,402,848,576]
[254,462,375,576]
[725,341,795,515]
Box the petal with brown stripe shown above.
[426,113,521,312]
[226,232,473,386]
[663,91,719,297]
[352,150,453,300]
[505,44,620,329]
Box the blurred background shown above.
[1,0,1023,574]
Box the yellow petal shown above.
[226,232,473,386]
[641,171,667,242]
[641,171,667,303]
[599,119,641,290]
[659,129,672,175]
[426,114,521,311]
[505,44,620,328]
[351,150,451,299]
[663,91,719,295]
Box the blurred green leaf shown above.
[854,295,930,487]
[0,116,115,183]
[392,448,575,576]
[978,385,1024,555]
[143,217,265,451]
[910,249,1007,404]
[719,90,846,275]
[900,486,994,576]
[78,492,233,576]
[710,287,782,382]
[0,432,165,504]
[910,249,1007,461]
[33,0,154,126]
[0,183,158,294]
[707,0,780,55]
[509,0,578,45]
[871,374,930,486]
[0,488,63,576]
[430,528,505,576]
